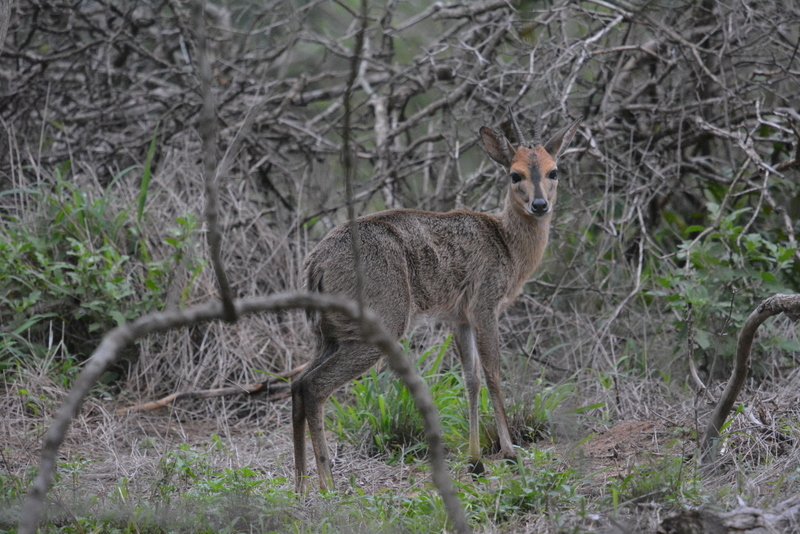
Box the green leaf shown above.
[685,225,705,233]
[761,272,778,283]
[12,314,55,335]
[694,329,712,350]
[105,165,138,194]
[573,402,605,413]
[777,247,796,263]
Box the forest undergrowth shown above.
[3,0,800,532]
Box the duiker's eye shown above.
[510,172,523,184]
[548,169,558,181]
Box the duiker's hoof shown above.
[468,459,485,478]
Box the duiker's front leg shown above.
[453,323,483,475]
[474,314,517,463]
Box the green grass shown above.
[0,443,590,534]
[605,455,708,512]
[459,447,585,525]
[0,376,772,534]
[327,336,483,462]
[328,336,601,463]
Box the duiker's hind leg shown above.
[293,343,339,495]
[292,379,310,494]
[293,341,384,491]
[454,323,484,475]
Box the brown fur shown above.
[292,118,580,493]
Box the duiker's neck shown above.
[497,192,551,278]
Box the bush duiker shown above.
[292,112,580,493]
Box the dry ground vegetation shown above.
[2,0,800,532]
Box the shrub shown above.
[0,177,203,380]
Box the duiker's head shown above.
[480,114,580,219]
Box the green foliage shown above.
[0,439,737,534]
[329,337,596,463]
[0,469,31,529]
[459,448,584,525]
[304,489,450,534]
[289,448,584,533]
[605,455,706,512]
[507,375,603,445]
[328,336,481,462]
[648,198,799,369]
[0,442,295,534]
[0,176,204,379]
[137,125,159,223]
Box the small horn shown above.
[508,107,525,146]
[533,104,542,147]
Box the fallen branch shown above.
[699,293,800,464]
[116,363,307,414]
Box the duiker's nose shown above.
[531,198,549,214]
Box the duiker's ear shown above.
[543,120,581,160]
[480,126,516,168]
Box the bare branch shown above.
[193,2,236,322]
[342,0,369,314]
[116,363,308,413]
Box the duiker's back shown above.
[305,208,526,336]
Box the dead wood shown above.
[193,2,236,323]
[116,362,308,414]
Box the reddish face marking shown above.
[508,145,559,219]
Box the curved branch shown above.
[700,294,800,464]
[18,293,470,534]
